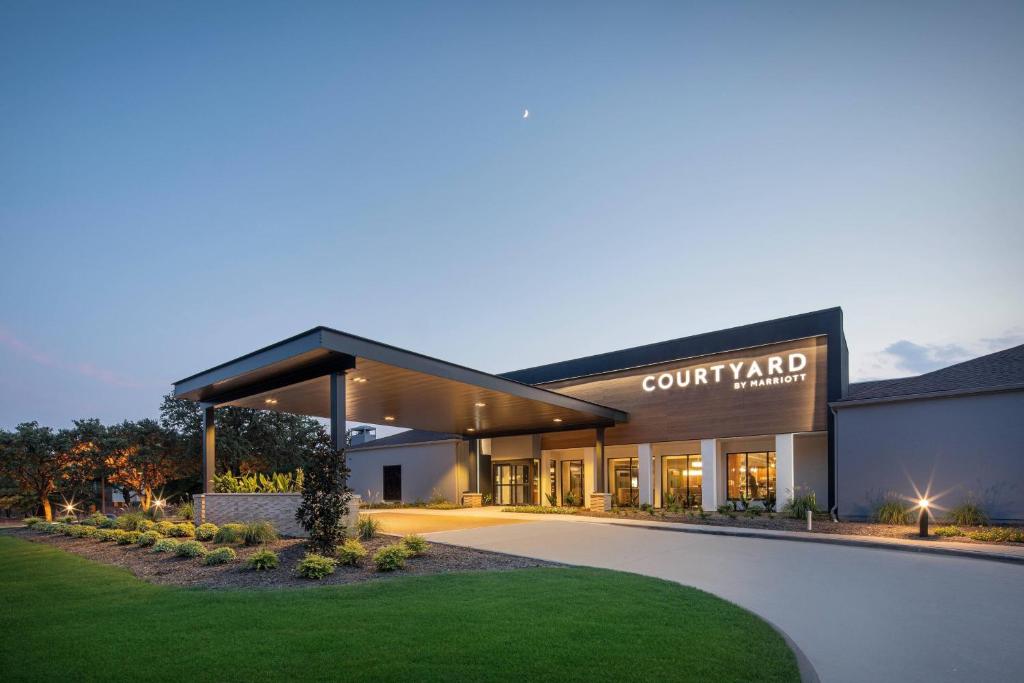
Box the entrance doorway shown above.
[494,461,534,505]
[383,465,402,502]
[608,458,639,507]
[560,460,584,506]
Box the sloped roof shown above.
[838,343,1024,405]
[347,429,459,451]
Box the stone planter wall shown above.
[194,493,360,537]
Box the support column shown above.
[775,433,795,512]
[589,427,612,512]
[467,438,479,491]
[700,438,718,511]
[201,404,216,495]
[637,443,653,506]
[329,371,346,451]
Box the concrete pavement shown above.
[425,519,1024,683]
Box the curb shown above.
[763,616,820,683]
[603,521,1024,565]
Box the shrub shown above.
[152,538,180,553]
[783,489,820,519]
[964,527,1024,543]
[501,505,578,515]
[373,544,410,572]
[137,531,162,547]
[96,529,119,542]
[68,525,97,538]
[46,523,67,535]
[873,498,912,525]
[56,515,77,524]
[59,524,77,536]
[195,523,219,541]
[401,534,428,556]
[144,504,164,521]
[117,531,142,545]
[137,520,156,532]
[175,540,207,558]
[717,503,735,515]
[154,521,176,535]
[81,513,107,527]
[296,553,336,579]
[97,516,117,528]
[204,547,237,565]
[948,500,989,527]
[295,433,351,555]
[214,523,246,544]
[178,500,195,521]
[242,521,278,546]
[247,549,279,571]
[357,515,380,540]
[116,512,146,531]
[336,539,367,566]
[23,516,44,527]
[934,525,963,538]
[169,522,195,538]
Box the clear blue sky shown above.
[1,1,1022,429]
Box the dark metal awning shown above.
[172,327,628,439]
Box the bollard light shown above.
[806,509,813,531]
[918,498,930,537]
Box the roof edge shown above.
[831,382,1024,409]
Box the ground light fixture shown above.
[918,498,930,537]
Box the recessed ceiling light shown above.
[466,427,476,432]
[474,402,486,407]
[552,418,562,423]
[384,416,395,422]
[264,398,278,405]
[352,376,368,383]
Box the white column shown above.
[637,443,652,506]
[775,433,795,512]
[701,439,718,511]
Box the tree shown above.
[0,422,74,520]
[60,419,109,509]
[105,420,187,510]
[159,394,326,477]
[295,432,351,554]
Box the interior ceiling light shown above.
[466,427,476,432]
[552,418,563,423]
[474,402,486,407]
[352,376,368,383]
[264,398,278,405]
[384,416,395,422]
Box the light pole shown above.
[918,498,930,537]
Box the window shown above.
[494,463,530,505]
[726,452,776,504]
[662,455,702,508]
[548,459,558,505]
[608,457,639,507]
[561,460,584,506]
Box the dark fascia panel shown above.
[501,307,847,389]
[172,327,629,423]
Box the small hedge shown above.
[247,549,279,571]
[401,535,428,556]
[168,522,196,538]
[373,544,410,572]
[296,553,336,579]
[55,515,77,524]
[96,529,120,542]
[69,525,97,538]
[933,525,963,537]
[195,523,219,541]
[137,531,162,547]
[204,547,237,565]
[357,515,380,540]
[45,523,66,535]
[81,513,108,527]
[154,521,176,535]
[23,517,44,527]
[137,520,156,532]
[337,539,367,566]
[117,531,143,545]
[175,540,207,558]
[152,538,180,553]
[213,523,246,544]
[964,527,1024,543]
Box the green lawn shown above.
[0,536,798,682]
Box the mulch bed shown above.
[5,528,557,589]
[578,509,1023,546]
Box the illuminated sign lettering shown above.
[642,353,808,393]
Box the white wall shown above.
[347,441,461,504]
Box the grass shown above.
[0,535,797,681]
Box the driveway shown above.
[426,519,1024,683]
[361,508,536,535]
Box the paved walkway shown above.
[362,509,534,534]
[425,517,1024,683]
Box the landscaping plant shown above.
[247,549,279,571]
[137,531,162,547]
[295,433,351,555]
[242,521,278,546]
[873,498,912,525]
[336,539,367,566]
[115,512,146,531]
[175,540,207,558]
[152,538,180,553]
[948,499,989,527]
[213,523,246,544]
[501,505,579,515]
[933,526,963,537]
[169,522,195,538]
[116,531,143,545]
[401,535,428,556]
[373,544,410,572]
[964,527,1024,543]
[96,529,119,542]
[195,523,219,541]
[155,521,176,535]
[296,553,337,579]
[357,515,380,540]
[782,489,819,519]
[82,513,108,526]
[177,500,194,521]
[23,517,44,527]
[204,547,237,565]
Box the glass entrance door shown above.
[560,460,584,506]
[494,463,531,505]
[608,458,639,507]
[662,455,702,508]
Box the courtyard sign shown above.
[641,352,808,393]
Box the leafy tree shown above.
[0,422,73,520]
[295,432,351,555]
[59,418,109,507]
[159,394,326,476]
[105,420,188,510]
